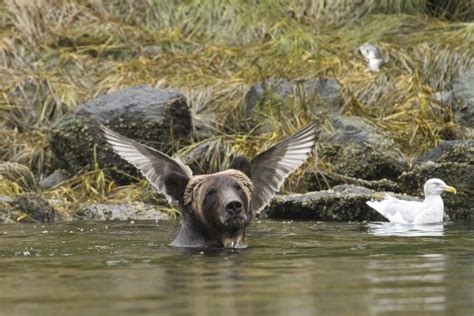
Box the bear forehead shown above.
[183,169,253,206]
[189,169,252,187]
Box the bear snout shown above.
[225,200,243,216]
[222,198,248,230]
[223,198,247,225]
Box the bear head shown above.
[165,169,253,248]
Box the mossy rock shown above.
[49,86,192,183]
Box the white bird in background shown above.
[358,43,386,72]
[366,178,457,224]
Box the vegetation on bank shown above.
[0,0,473,220]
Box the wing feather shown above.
[250,121,319,213]
[100,124,192,203]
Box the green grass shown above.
[0,0,472,220]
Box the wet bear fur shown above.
[164,160,253,248]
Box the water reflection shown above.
[367,222,445,237]
[366,254,448,314]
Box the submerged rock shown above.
[50,86,192,183]
[264,185,418,221]
[75,202,170,221]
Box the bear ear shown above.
[229,155,251,178]
[163,172,190,202]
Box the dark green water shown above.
[0,220,472,316]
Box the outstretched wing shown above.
[250,121,318,213]
[100,124,192,203]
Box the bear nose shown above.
[225,200,243,215]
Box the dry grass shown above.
[0,0,472,217]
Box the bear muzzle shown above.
[221,194,248,228]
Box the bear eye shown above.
[233,184,242,191]
[207,189,217,196]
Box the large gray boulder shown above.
[399,140,473,220]
[50,86,192,182]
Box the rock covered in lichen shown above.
[49,86,192,183]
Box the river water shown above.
[0,220,472,315]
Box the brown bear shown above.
[101,121,318,248]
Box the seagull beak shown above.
[443,185,457,194]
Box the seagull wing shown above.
[249,121,318,214]
[101,124,192,203]
[366,196,422,224]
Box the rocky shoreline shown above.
[1,77,472,223]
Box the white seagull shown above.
[359,43,386,72]
[366,178,456,224]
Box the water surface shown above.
[0,220,472,315]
